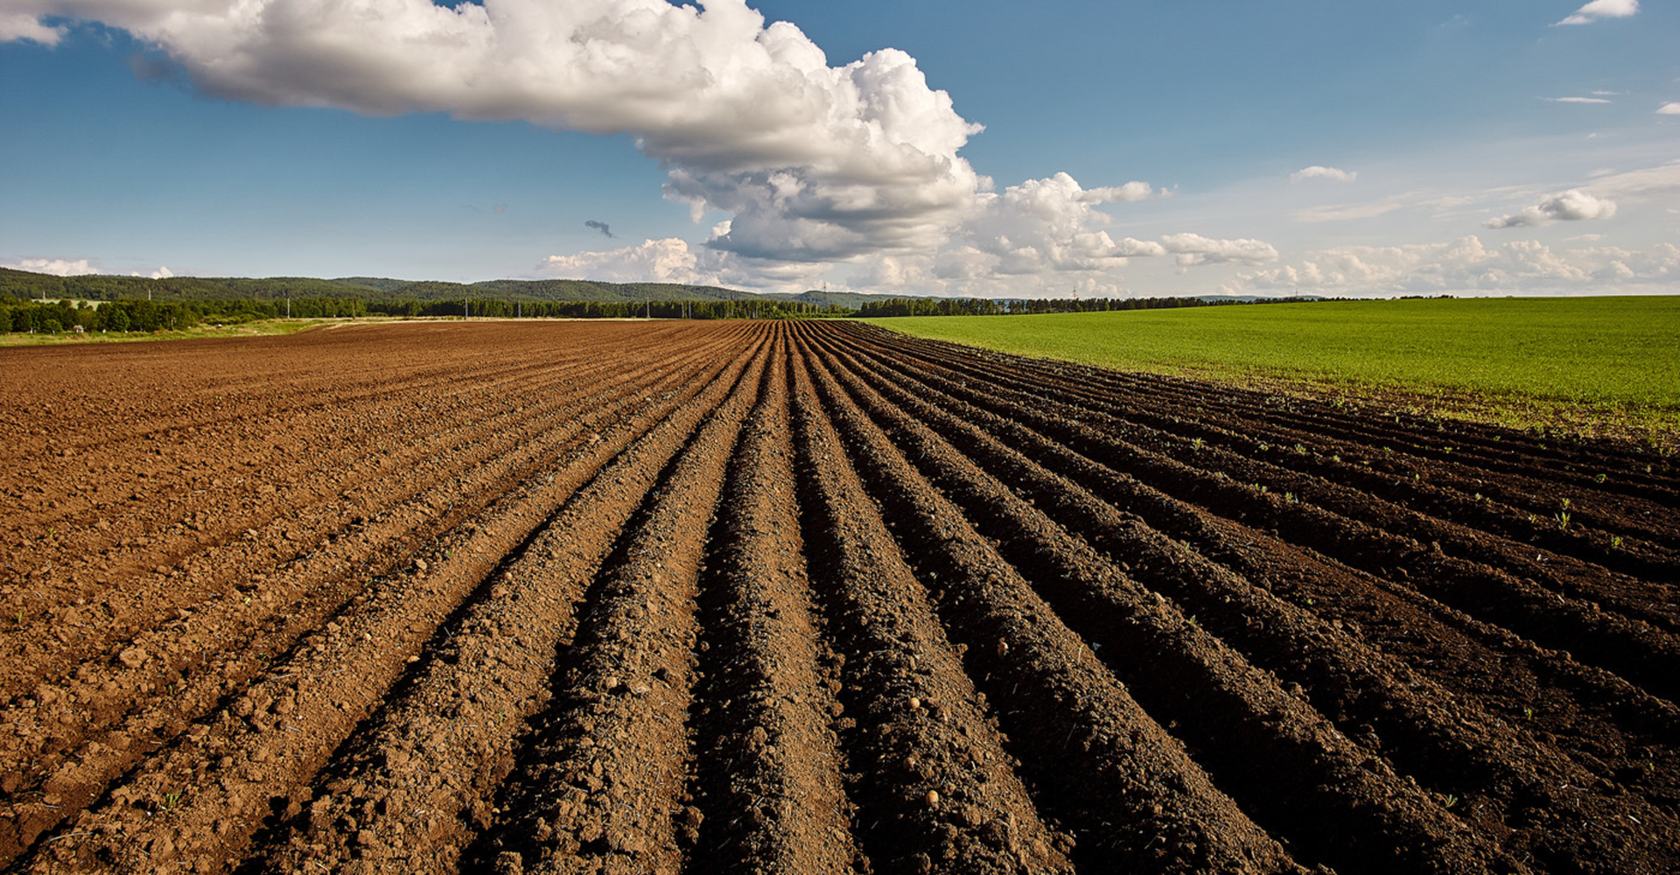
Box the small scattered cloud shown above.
[1543,96,1612,104]
[0,11,63,45]
[3,257,100,276]
[492,204,506,214]
[1159,233,1278,267]
[1484,189,1617,228]
[1233,236,1679,296]
[1555,0,1639,26]
[543,238,706,284]
[1291,166,1357,183]
[1657,102,1680,115]
[584,219,613,239]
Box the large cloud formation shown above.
[4,0,1266,292]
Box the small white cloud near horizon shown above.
[1555,0,1639,26]
[1658,102,1680,115]
[1233,236,1678,297]
[3,257,100,276]
[1544,96,1612,104]
[1291,166,1357,183]
[1484,189,1617,228]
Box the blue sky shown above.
[2,0,1677,297]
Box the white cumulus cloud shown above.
[1484,189,1617,229]
[5,0,994,279]
[1658,102,1680,115]
[1233,237,1679,296]
[3,257,101,276]
[1290,166,1357,183]
[1555,0,1639,25]
[0,10,64,43]
[1159,233,1279,267]
[2,0,1269,292]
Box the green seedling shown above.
[1190,437,1204,452]
[162,790,182,812]
[1556,512,1571,530]
[1611,535,1624,549]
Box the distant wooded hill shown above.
[0,268,897,310]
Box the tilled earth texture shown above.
[2,320,1676,875]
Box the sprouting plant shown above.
[1283,492,1297,503]
[1331,454,1342,463]
[162,790,182,812]
[1594,473,1607,484]
[1559,497,1572,511]
[1190,437,1204,452]
[1442,794,1459,809]
[1611,535,1624,549]
[1556,512,1571,530]
[1255,484,1269,494]
[1523,706,1534,720]
[1293,443,1307,455]
[1258,442,1270,452]
[1527,513,1538,525]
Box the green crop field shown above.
[871,296,1680,444]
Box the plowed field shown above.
[2,319,1676,875]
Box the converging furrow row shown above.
[1,320,1674,875]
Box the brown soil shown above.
[1,319,1675,875]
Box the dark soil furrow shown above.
[0,331,740,704]
[247,338,770,875]
[467,334,768,875]
[0,337,737,835]
[14,334,764,874]
[824,329,1680,703]
[2,319,1672,875]
[685,329,861,875]
[855,324,1678,501]
[802,332,1523,875]
[787,340,1083,875]
[795,328,1312,875]
[809,328,1680,874]
[0,327,742,695]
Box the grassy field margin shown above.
[869,296,1679,450]
[0,317,341,347]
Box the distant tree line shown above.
[0,296,367,334]
[856,296,1230,317]
[0,292,850,335]
[366,298,852,320]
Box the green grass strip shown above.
[870,296,1679,445]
